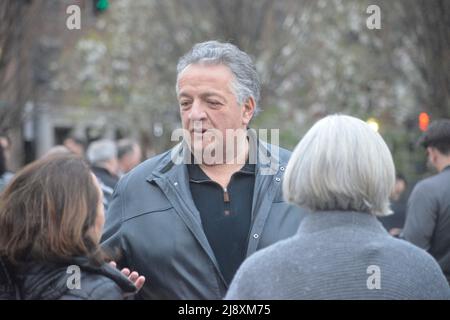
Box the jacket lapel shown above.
[146,143,227,287]
[246,137,283,257]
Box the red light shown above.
[419,112,430,132]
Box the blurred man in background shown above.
[0,134,14,193]
[402,119,450,284]
[117,139,142,176]
[378,174,408,237]
[0,134,12,169]
[86,139,119,209]
[0,144,13,193]
[63,135,86,157]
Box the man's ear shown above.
[242,97,255,126]
[427,147,438,164]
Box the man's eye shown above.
[180,101,191,108]
[208,101,221,106]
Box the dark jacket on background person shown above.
[91,166,119,191]
[91,166,119,209]
[225,211,450,300]
[402,166,450,284]
[101,139,307,299]
[378,196,407,233]
[0,256,136,300]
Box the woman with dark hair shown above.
[0,154,144,299]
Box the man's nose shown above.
[188,100,207,121]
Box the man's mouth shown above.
[191,128,207,134]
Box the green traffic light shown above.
[96,0,109,11]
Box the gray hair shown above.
[86,139,117,165]
[283,114,395,217]
[176,40,261,114]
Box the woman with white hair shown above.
[226,115,450,299]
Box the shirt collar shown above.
[188,161,255,183]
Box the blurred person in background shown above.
[378,173,408,237]
[86,139,119,209]
[0,134,14,191]
[117,139,142,177]
[402,119,450,284]
[63,135,86,157]
[0,144,14,193]
[226,115,450,300]
[0,134,11,164]
[41,145,71,159]
[0,155,144,299]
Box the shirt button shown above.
[275,177,281,182]
[253,233,259,239]
[174,182,178,186]
[280,166,285,171]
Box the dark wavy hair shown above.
[0,154,105,266]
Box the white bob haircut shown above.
[283,114,395,217]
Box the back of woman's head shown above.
[283,114,395,216]
[0,154,102,265]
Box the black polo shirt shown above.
[187,162,255,285]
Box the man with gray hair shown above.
[86,139,119,209]
[102,41,306,299]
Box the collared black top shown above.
[187,162,255,285]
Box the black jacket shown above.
[91,166,119,210]
[102,138,308,299]
[91,166,119,191]
[0,256,136,300]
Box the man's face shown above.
[64,138,84,156]
[130,144,142,168]
[0,137,11,161]
[177,64,254,161]
[121,145,142,173]
[392,179,406,199]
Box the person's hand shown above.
[109,261,146,291]
[389,228,402,237]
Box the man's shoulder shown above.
[263,142,292,164]
[276,145,292,161]
[120,148,174,184]
[413,171,450,195]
